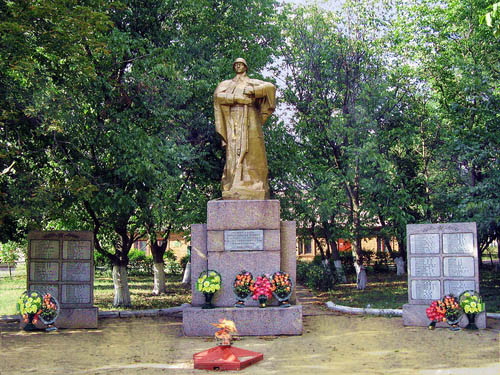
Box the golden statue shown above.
[214,58,276,200]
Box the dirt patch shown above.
[1,314,499,375]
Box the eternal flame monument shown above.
[183,58,302,336]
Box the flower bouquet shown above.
[17,291,43,331]
[196,270,221,309]
[442,295,463,331]
[250,274,275,308]
[426,299,446,329]
[271,271,293,307]
[459,290,485,330]
[39,293,60,329]
[233,271,254,307]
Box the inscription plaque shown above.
[31,240,59,259]
[443,257,474,277]
[62,262,91,282]
[410,234,439,254]
[443,233,473,254]
[63,241,92,260]
[411,280,440,300]
[410,257,440,277]
[62,284,91,304]
[224,230,264,251]
[444,280,476,296]
[29,284,59,298]
[30,262,59,281]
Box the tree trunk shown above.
[182,261,191,284]
[112,264,131,307]
[152,262,166,295]
[354,262,366,290]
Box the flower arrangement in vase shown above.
[271,271,293,307]
[233,271,254,307]
[196,270,221,309]
[459,290,485,330]
[17,291,43,331]
[442,295,463,331]
[250,274,275,308]
[39,293,60,330]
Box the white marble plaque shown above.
[62,262,91,282]
[410,257,440,277]
[443,257,474,277]
[30,262,59,281]
[62,284,91,304]
[29,284,59,298]
[443,233,474,254]
[63,241,92,260]
[410,234,440,254]
[31,240,60,259]
[411,280,441,300]
[224,230,264,251]
[443,280,476,297]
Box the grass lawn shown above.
[0,268,191,315]
[2,265,499,315]
[317,266,500,313]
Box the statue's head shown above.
[233,57,248,73]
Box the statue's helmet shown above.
[233,57,248,71]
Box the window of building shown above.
[136,240,147,252]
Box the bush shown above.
[128,249,153,275]
[180,254,190,270]
[373,251,390,272]
[94,251,111,270]
[296,259,338,291]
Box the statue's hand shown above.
[243,86,255,96]
[235,95,252,105]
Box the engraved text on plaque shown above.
[443,233,473,254]
[443,257,474,277]
[31,240,59,259]
[410,234,440,254]
[411,280,440,300]
[410,257,440,277]
[224,230,264,251]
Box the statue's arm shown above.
[253,82,275,99]
[214,82,235,105]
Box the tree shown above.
[0,241,21,277]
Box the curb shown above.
[0,303,190,323]
[325,301,500,319]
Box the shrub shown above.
[128,249,153,275]
[180,254,190,270]
[296,260,309,284]
[296,259,338,291]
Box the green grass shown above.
[318,268,500,313]
[0,269,191,315]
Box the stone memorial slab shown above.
[411,280,440,300]
[443,280,476,296]
[409,234,439,254]
[30,262,59,281]
[404,223,484,328]
[443,233,473,254]
[224,230,264,251]
[409,257,440,277]
[62,262,91,282]
[31,240,60,259]
[62,284,91,304]
[443,257,474,277]
[27,231,97,328]
[63,241,92,259]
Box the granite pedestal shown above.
[184,199,302,336]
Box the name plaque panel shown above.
[410,257,440,277]
[29,284,59,298]
[30,262,59,281]
[411,280,440,300]
[443,233,473,254]
[443,257,474,277]
[224,230,264,251]
[62,262,91,282]
[444,280,476,296]
[63,241,92,260]
[31,240,60,259]
[62,284,91,304]
[410,234,439,254]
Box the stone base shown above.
[183,305,303,336]
[19,307,99,329]
[403,304,486,329]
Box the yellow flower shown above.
[203,281,210,287]
[470,302,477,308]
